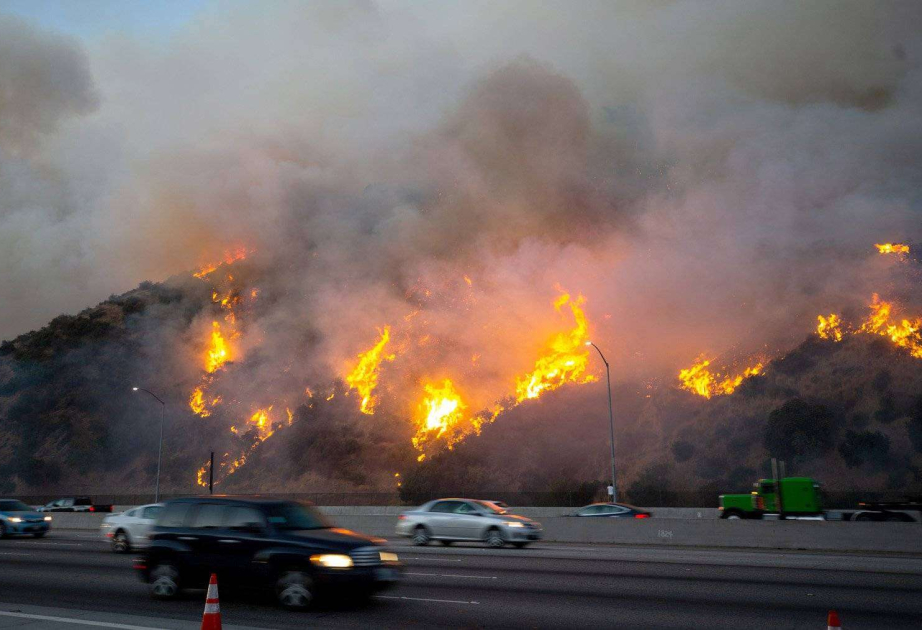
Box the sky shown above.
[2,0,209,41]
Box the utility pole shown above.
[132,387,166,502]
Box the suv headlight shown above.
[379,551,399,563]
[8,517,22,523]
[44,516,53,522]
[310,554,353,569]
[504,521,524,528]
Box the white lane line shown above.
[0,552,32,556]
[377,595,480,605]
[404,557,463,562]
[405,572,497,580]
[0,611,162,629]
[25,542,83,546]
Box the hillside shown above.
[2,274,922,504]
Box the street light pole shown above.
[586,342,618,503]
[132,387,166,502]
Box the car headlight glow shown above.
[8,517,22,523]
[379,551,399,563]
[310,554,353,568]
[504,521,525,528]
[44,516,53,522]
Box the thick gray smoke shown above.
[3,1,922,481]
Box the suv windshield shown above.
[264,502,330,530]
[0,500,31,512]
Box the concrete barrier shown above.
[49,508,922,553]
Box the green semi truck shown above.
[719,477,919,521]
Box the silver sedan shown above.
[396,498,542,548]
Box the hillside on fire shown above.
[2,259,922,502]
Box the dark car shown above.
[571,503,652,518]
[135,497,401,610]
[37,497,113,513]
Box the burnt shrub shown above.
[838,430,891,469]
[671,440,695,463]
[764,399,840,461]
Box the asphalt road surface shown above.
[1,531,920,629]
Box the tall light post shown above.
[132,387,165,502]
[586,342,618,503]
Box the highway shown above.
[1,531,920,629]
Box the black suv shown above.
[136,497,401,609]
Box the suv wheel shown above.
[276,570,314,610]
[149,563,181,599]
[485,528,505,548]
[412,526,431,546]
[112,531,130,553]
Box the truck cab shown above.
[719,477,823,519]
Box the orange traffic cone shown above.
[201,573,222,630]
[827,610,841,629]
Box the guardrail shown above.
[45,508,921,553]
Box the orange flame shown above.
[678,356,763,399]
[816,314,843,341]
[515,293,594,402]
[205,321,232,373]
[345,326,396,414]
[196,464,208,487]
[193,246,250,279]
[413,379,468,454]
[858,294,922,358]
[246,407,274,441]
[875,243,910,255]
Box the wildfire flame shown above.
[816,314,843,341]
[246,407,275,441]
[345,326,396,414]
[678,355,763,399]
[857,294,922,358]
[189,386,222,417]
[193,246,250,279]
[875,243,910,255]
[413,379,468,455]
[206,321,232,373]
[515,293,594,401]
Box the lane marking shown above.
[23,542,83,546]
[376,595,480,605]
[404,557,463,562]
[406,572,497,580]
[0,552,32,556]
[0,611,163,629]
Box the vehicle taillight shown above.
[132,560,147,571]
[89,506,95,512]
[397,514,407,520]
[634,513,650,519]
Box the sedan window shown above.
[455,502,479,514]
[142,506,163,520]
[429,501,459,513]
[191,504,229,529]
[125,509,138,517]
[158,503,192,527]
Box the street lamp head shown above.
[132,387,139,391]
[585,341,593,346]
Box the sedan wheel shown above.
[412,526,431,546]
[485,528,505,548]
[276,571,314,610]
[112,532,130,553]
[149,564,181,599]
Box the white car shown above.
[99,503,163,552]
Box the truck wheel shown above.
[722,510,744,520]
[276,570,314,610]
